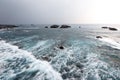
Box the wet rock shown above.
[41,56,51,61]
[45,26,48,28]
[50,25,59,28]
[0,25,18,29]
[102,26,109,29]
[96,36,102,39]
[60,25,71,28]
[102,26,118,31]
[59,46,64,50]
[109,27,118,31]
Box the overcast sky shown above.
[0,0,120,24]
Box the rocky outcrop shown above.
[109,27,118,31]
[96,36,102,39]
[50,25,71,28]
[102,27,109,29]
[0,25,18,29]
[59,46,64,49]
[41,56,51,61]
[50,25,59,28]
[60,25,71,28]
[102,26,118,31]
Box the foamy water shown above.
[98,37,120,49]
[0,41,62,80]
[0,24,120,80]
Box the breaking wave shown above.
[98,37,120,49]
[0,40,62,80]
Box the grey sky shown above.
[0,0,120,24]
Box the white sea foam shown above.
[97,37,120,49]
[0,40,62,80]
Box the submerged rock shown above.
[60,25,71,28]
[50,25,59,28]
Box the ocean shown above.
[0,24,120,80]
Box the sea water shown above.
[0,24,120,80]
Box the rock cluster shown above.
[102,26,118,31]
[60,25,71,28]
[109,27,118,31]
[0,25,18,29]
[50,25,59,28]
[46,25,71,28]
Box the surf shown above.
[0,40,62,80]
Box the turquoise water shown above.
[0,24,120,80]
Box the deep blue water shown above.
[0,24,120,80]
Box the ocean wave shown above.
[0,40,62,80]
[0,38,120,80]
[98,37,120,49]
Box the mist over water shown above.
[0,24,120,80]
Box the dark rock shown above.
[41,56,51,61]
[102,27,108,29]
[60,25,71,28]
[50,25,59,28]
[0,25,18,29]
[109,27,118,31]
[96,36,102,39]
[59,46,64,49]
[102,26,118,31]
[45,26,48,28]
